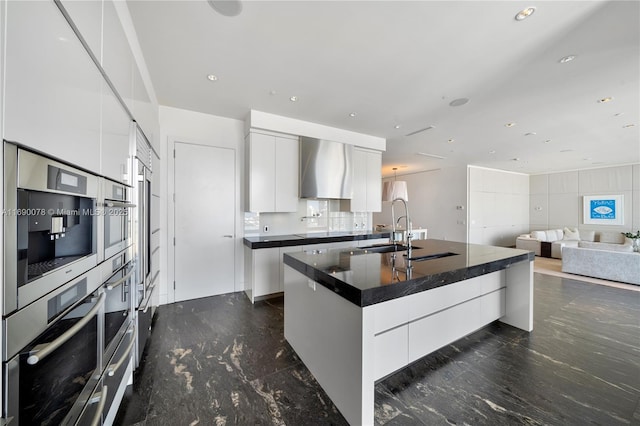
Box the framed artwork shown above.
[583,195,624,225]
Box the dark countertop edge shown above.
[243,232,392,249]
[283,250,534,308]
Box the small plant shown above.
[622,230,640,239]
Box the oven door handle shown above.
[106,267,134,290]
[89,385,108,426]
[103,201,136,208]
[27,292,105,365]
[107,327,136,377]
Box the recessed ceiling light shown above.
[269,90,277,95]
[544,140,552,144]
[560,149,574,153]
[525,132,537,136]
[489,150,496,154]
[289,96,298,102]
[447,139,454,144]
[449,98,469,107]
[515,7,535,21]
[349,112,357,118]
[559,55,576,64]
[597,97,613,103]
[207,74,218,81]
[614,112,624,117]
[505,122,516,128]
[394,125,401,129]
[622,124,636,128]
[512,158,520,161]
[583,157,592,161]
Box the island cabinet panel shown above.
[373,325,408,380]
[4,0,102,173]
[245,131,299,212]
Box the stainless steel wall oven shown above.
[101,178,134,261]
[3,143,98,316]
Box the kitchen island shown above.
[283,239,534,425]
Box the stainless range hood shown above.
[299,137,353,199]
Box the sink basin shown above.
[360,244,422,253]
[405,252,458,261]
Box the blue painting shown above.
[590,199,616,219]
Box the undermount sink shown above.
[405,252,458,261]
[360,244,422,253]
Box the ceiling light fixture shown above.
[512,158,520,161]
[544,140,552,144]
[614,112,624,117]
[207,74,218,81]
[598,97,613,103]
[560,149,574,153]
[559,55,576,64]
[449,98,469,107]
[515,7,536,21]
[349,112,357,117]
[622,124,636,128]
[269,90,277,95]
[382,168,408,202]
[489,150,496,154]
[505,122,516,128]
[525,132,537,136]
[394,125,401,129]
[447,139,454,144]
[289,96,298,102]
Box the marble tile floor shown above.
[115,273,640,426]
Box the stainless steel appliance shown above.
[3,143,98,316]
[3,268,103,425]
[299,137,353,199]
[101,178,134,261]
[133,127,156,366]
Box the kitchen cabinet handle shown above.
[107,328,136,377]
[223,235,233,238]
[141,283,156,314]
[106,267,134,290]
[104,201,136,208]
[89,386,108,426]
[27,292,105,365]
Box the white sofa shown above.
[562,246,639,285]
[516,229,632,259]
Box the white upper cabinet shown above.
[59,0,103,60]
[132,62,159,152]
[246,131,299,212]
[350,148,382,212]
[101,81,131,184]
[102,0,134,111]
[4,0,101,172]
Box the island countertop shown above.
[283,239,534,307]
[243,230,391,249]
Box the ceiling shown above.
[126,0,639,177]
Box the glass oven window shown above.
[18,291,100,425]
[105,205,127,248]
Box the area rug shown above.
[533,257,639,292]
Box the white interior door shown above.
[174,142,235,301]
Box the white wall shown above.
[468,167,529,247]
[160,106,246,304]
[529,164,639,233]
[373,166,468,242]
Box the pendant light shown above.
[382,168,408,202]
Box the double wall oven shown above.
[3,142,136,425]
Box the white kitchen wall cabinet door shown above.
[4,0,101,172]
[246,131,298,212]
[350,148,382,212]
[101,81,131,183]
[174,142,235,301]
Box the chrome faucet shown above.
[390,198,412,262]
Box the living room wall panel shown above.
[530,174,548,195]
[579,166,633,193]
[548,171,579,194]
[548,193,579,229]
[529,194,548,230]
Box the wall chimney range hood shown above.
[299,137,353,199]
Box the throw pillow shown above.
[581,230,596,242]
[531,231,546,241]
[563,227,580,241]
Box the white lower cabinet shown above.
[246,246,303,302]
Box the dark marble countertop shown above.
[283,239,534,307]
[243,230,392,249]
